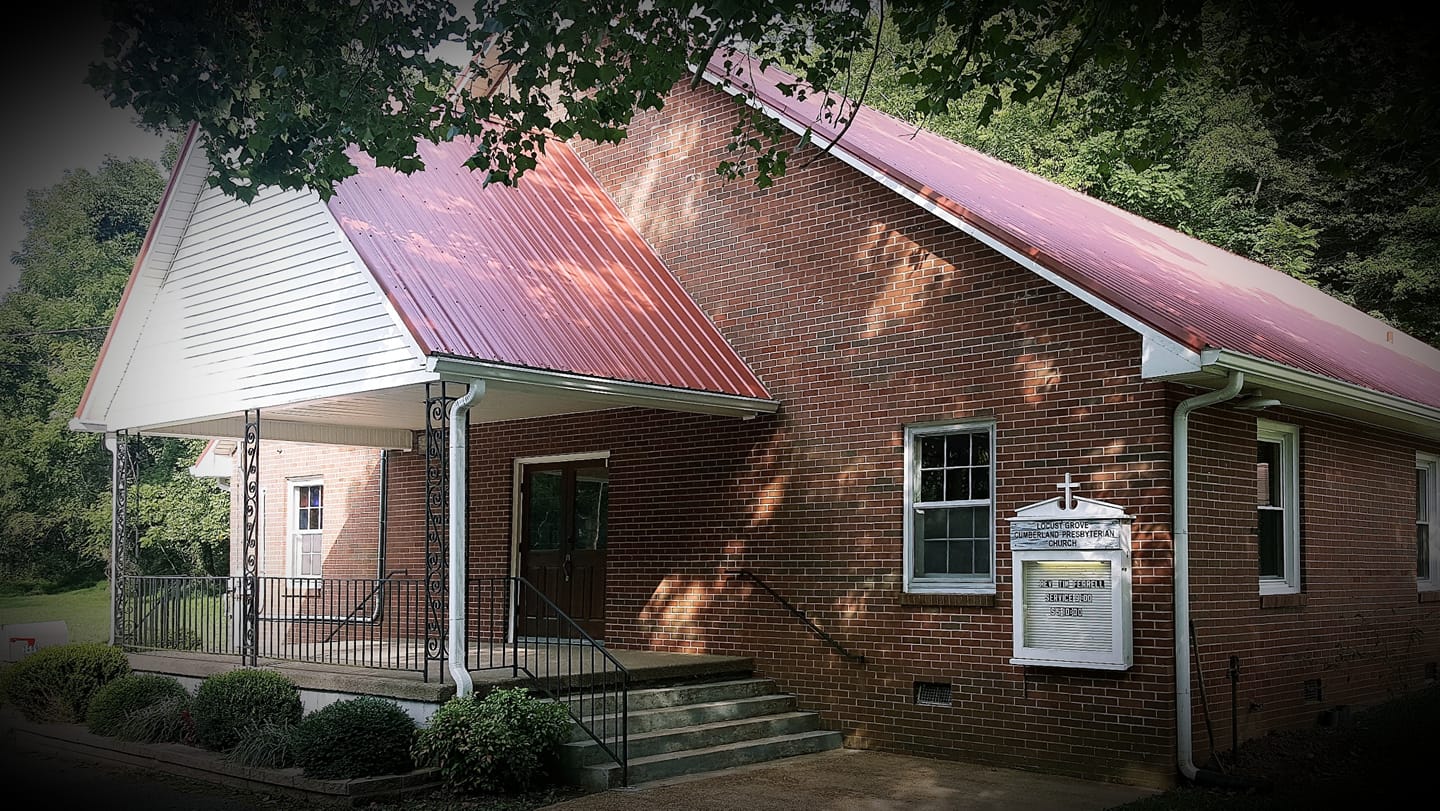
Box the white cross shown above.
[1057,473,1081,510]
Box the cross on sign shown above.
[1057,473,1081,510]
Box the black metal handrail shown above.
[321,569,409,643]
[468,576,629,786]
[729,569,866,664]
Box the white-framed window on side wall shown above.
[904,421,995,594]
[1256,420,1301,595]
[1418,453,1439,592]
[288,478,323,579]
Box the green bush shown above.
[293,697,417,779]
[112,695,193,744]
[227,721,298,769]
[412,687,572,795]
[0,662,14,707]
[86,674,189,736]
[5,643,130,722]
[191,668,302,751]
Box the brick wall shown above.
[1185,402,1440,762]
[225,440,384,582]
[381,80,1180,786]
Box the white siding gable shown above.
[86,142,430,433]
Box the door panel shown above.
[519,461,607,640]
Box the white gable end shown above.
[82,141,430,434]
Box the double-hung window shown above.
[1256,420,1300,594]
[289,479,323,579]
[1419,454,1439,592]
[904,422,994,593]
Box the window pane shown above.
[527,470,563,551]
[921,436,944,468]
[971,433,990,466]
[301,553,320,577]
[922,508,947,539]
[314,507,322,530]
[1257,442,1281,507]
[921,470,943,502]
[945,468,969,502]
[573,468,609,551]
[1258,508,1284,577]
[923,539,948,574]
[945,435,968,466]
[971,467,990,499]
[1419,468,1429,522]
[1419,526,1430,579]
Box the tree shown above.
[89,0,1201,197]
[0,155,229,587]
[87,2,1439,345]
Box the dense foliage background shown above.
[0,150,228,591]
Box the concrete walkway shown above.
[540,749,1161,811]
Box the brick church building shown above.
[89,55,1440,789]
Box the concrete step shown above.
[567,693,799,740]
[577,729,844,789]
[562,677,780,715]
[561,710,823,768]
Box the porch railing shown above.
[122,574,429,674]
[122,573,629,784]
[469,576,629,786]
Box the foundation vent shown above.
[914,681,953,707]
[1303,678,1323,703]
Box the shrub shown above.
[112,695,194,744]
[5,643,130,722]
[86,674,189,736]
[191,668,302,751]
[293,697,417,779]
[227,721,298,769]
[412,687,572,795]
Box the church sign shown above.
[1008,475,1133,671]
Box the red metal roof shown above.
[328,137,770,401]
[715,57,1440,412]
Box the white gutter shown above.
[1173,370,1244,781]
[1205,350,1440,439]
[447,381,486,694]
[428,355,779,419]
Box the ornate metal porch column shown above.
[241,409,260,666]
[424,383,458,682]
[110,430,139,646]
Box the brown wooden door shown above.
[519,461,608,640]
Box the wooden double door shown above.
[518,459,608,640]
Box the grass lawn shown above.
[0,581,111,644]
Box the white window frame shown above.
[903,421,996,595]
[1257,420,1301,595]
[1419,453,1439,592]
[287,477,324,580]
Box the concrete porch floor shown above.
[127,645,756,705]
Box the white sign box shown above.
[1008,492,1132,670]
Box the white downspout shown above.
[105,432,119,647]
[1173,370,1244,781]
[447,381,485,695]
